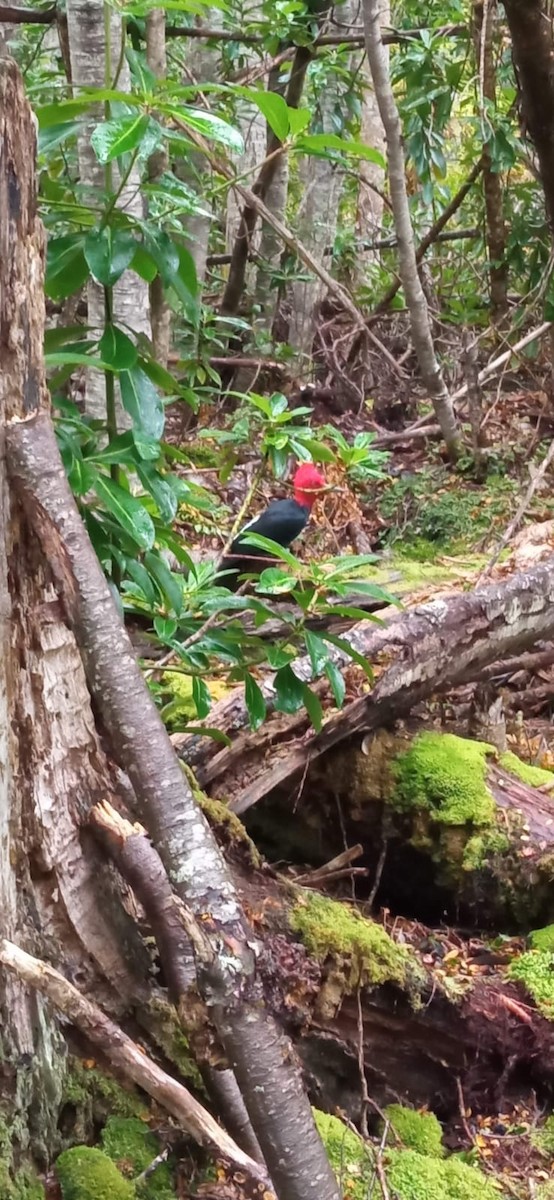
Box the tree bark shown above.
[503,0,554,231]
[3,55,340,1200]
[146,8,171,366]
[473,0,508,321]
[362,0,461,459]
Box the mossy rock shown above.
[508,949,554,1019]
[290,891,423,994]
[56,1146,134,1200]
[386,1147,504,1200]
[62,1060,146,1121]
[384,1105,444,1158]
[102,1118,174,1198]
[499,751,554,790]
[0,1162,44,1200]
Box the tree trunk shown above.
[503,0,554,231]
[146,8,171,366]
[2,55,341,1200]
[362,0,461,459]
[65,0,151,422]
[354,0,388,277]
[473,0,508,322]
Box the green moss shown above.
[386,1149,503,1200]
[290,892,422,992]
[462,829,510,872]
[160,673,231,730]
[531,1114,554,1156]
[508,949,554,1018]
[500,751,554,790]
[56,1147,134,1200]
[392,733,496,826]
[530,925,554,952]
[0,1112,45,1200]
[62,1061,145,1119]
[196,794,262,868]
[101,1118,174,1199]
[384,1105,444,1158]
[313,1110,373,1200]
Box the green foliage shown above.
[56,1147,134,1200]
[386,1148,503,1200]
[313,1110,374,1200]
[391,733,496,827]
[384,1106,444,1158]
[531,1114,554,1158]
[508,949,554,1019]
[529,925,554,952]
[499,752,554,790]
[378,472,516,558]
[62,1060,146,1121]
[290,891,421,991]
[101,1118,174,1199]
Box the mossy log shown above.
[239,729,554,930]
[173,557,554,814]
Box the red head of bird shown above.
[293,463,326,510]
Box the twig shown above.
[477,436,554,582]
[295,845,364,883]
[368,833,388,909]
[0,938,269,1184]
[356,988,371,1139]
[455,1076,475,1145]
[450,320,552,406]
[164,23,468,47]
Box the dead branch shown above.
[0,938,270,1185]
[478,438,554,582]
[164,23,468,47]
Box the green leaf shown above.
[297,133,385,166]
[144,551,183,616]
[302,683,323,732]
[244,673,266,731]
[93,475,155,550]
[125,558,158,606]
[243,89,290,140]
[266,645,295,669]
[145,228,180,282]
[274,664,305,714]
[45,351,113,370]
[87,431,139,466]
[131,244,158,282]
[164,105,244,153]
[99,324,138,369]
[84,228,137,286]
[321,632,374,680]
[173,245,200,322]
[36,99,94,128]
[136,463,178,523]
[256,567,297,594]
[38,120,80,155]
[305,630,328,676]
[132,430,161,461]
[287,107,311,137]
[45,235,89,301]
[192,676,211,719]
[120,366,165,439]
[90,113,152,163]
[241,532,299,569]
[325,660,346,708]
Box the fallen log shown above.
[173,557,554,813]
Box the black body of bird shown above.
[216,464,326,591]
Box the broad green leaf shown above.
[305,630,328,676]
[302,683,323,732]
[125,558,158,606]
[99,324,138,369]
[120,366,165,439]
[84,228,137,287]
[131,244,158,282]
[274,664,305,714]
[244,673,266,731]
[44,325,93,352]
[136,463,178,523]
[297,133,385,166]
[287,107,311,137]
[45,351,113,370]
[93,475,155,550]
[242,532,299,569]
[38,120,80,155]
[87,431,139,466]
[298,438,336,463]
[139,357,187,402]
[90,113,152,163]
[172,245,200,322]
[132,430,162,461]
[145,228,180,282]
[45,235,89,301]
[192,676,211,719]
[163,104,243,153]
[36,99,94,128]
[256,567,297,594]
[242,89,290,140]
[266,645,295,669]
[325,660,346,708]
[144,552,183,615]
[154,616,178,640]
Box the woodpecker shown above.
[216,463,327,591]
